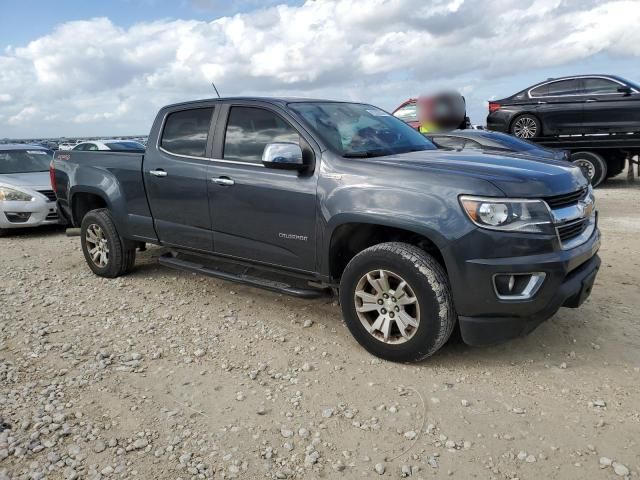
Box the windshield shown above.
[0,149,52,174]
[289,102,436,157]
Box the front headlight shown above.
[0,186,35,202]
[460,196,553,234]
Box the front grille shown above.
[544,188,587,209]
[45,212,59,221]
[38,190,57,202]
[557,218,588,242]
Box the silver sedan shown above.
[0,145,63,236]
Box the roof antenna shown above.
[211,81,221,98]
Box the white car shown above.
[72,140,145,152]
[0,144,62,236]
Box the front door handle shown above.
[585,98,597,102]
[537,101,547,104]
[149,169,168,177]
[213,177,234,186]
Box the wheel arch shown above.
[326,216,449,282]
[70,188,111,226]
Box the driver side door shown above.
[207,102,319,272]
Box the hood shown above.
[0,171,52,190]
[373,150,587,197]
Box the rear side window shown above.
[583,78,620,95]
[546,79,580,96]
[223,107,300,163]
[161,108,214,157]
[529,85,548,97]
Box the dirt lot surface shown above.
[1,175,639,480]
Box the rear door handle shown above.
[213,177,234,186]
[149,169,167,177]
[537,101,547,104]
[585,98,597,102]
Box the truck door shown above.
[144,106,217,252]
[207,102,318,272]
[581,77,640,133]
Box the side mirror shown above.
[262,142,305,170]
[617,86,632,95]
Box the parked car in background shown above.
[0,144,61,236]
[392,99,420,129]
[487,75,640,138]
[53,97,600,362]
[72,140,145,152]
[426,130,569,162]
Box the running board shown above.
[158,253,328,299]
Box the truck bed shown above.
[53,150,157,241]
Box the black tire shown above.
[80,209,136,278]
[571,151,607,187]
[604,152,625,179]
[339,242,456,362]
[510,114,541,139]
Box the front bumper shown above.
[446,224,601,346]
[0,198,62,230]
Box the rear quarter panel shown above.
[54,151,157,241]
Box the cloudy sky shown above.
[1,0,640,138]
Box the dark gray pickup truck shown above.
[52,97,601,362]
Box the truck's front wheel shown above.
[339,242,456,362]
[80,209,136,278]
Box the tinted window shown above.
[223,107,300,163]
[105,141,145,152]
[0,150,52,174]
[546,79,580,96]
[583,78,620,94]
[394,103,418,122]
[161,108,214,157]
[529,85,548,97]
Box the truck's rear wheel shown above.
[571,151,607,187]
[339,242,456,362]
[80,209,136,278]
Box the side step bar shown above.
[158,253,328,299]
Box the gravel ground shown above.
[1,174,639,480]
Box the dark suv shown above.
[487,75,640,138]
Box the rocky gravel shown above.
[1,175,639,479]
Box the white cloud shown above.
[1,0,639,137]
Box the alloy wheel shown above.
[513,117,538,138]
[85,224,110,268]
[354,269,420,344]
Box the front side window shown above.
[161,107,214,158]
[223,107,300,163]
[393,103,418,122]
[583,78,621,95]
[289,102,435,158]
